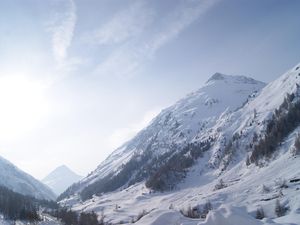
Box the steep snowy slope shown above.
[42,165,82,195]
[60,73,265,198]
[61,63,300,225]
[206,62,300,170]
[0,155,56,200]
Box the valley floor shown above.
[0,214,62,225]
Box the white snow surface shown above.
[61,63,300,225]
[0,155,56,200]
[42,165,82,196]
[63,135,300,225]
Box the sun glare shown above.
[0,75,49,141]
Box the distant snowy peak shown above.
[42,165,82,196]
[0,155,56,200]
[44,165,78,179]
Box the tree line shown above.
[250,93,300,164]
[52,208,103,225]
[0,185,57,221]
[146,140,212,191]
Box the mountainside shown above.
[0,156,56,200]
[59,73,265,200]
[60,63,300,225]
[42,165,82,196]
[207,63,300,170]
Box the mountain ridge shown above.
[0,155,56,200]
[59,73,265,199]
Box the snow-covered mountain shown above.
[60,63,300,225]
[59,73,265,199]
[42,165,82,196]
[0,155,56,200]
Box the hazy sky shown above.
[0,0,299,179]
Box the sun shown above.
[0,74,49,141]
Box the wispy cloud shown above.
[48,0,77,63]
[94,47,141,78]
[146,0,220,56]
[88,1,154,45]
[93,0,220,78]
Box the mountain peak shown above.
[55,165,71,172]
[42,165,82,195]
[207,72,225,82]
[206,73,264,86]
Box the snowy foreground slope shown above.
[61,63,300,224]
[42,165,82,196]
[64,142,300,225]
[0,156,56,200]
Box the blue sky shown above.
[0,0,299,178]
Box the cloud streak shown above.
[89,1,154,45]
[93,0,220,78]
[48,0,77,63]
[147,0,220,55]
[95,48,141,78]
